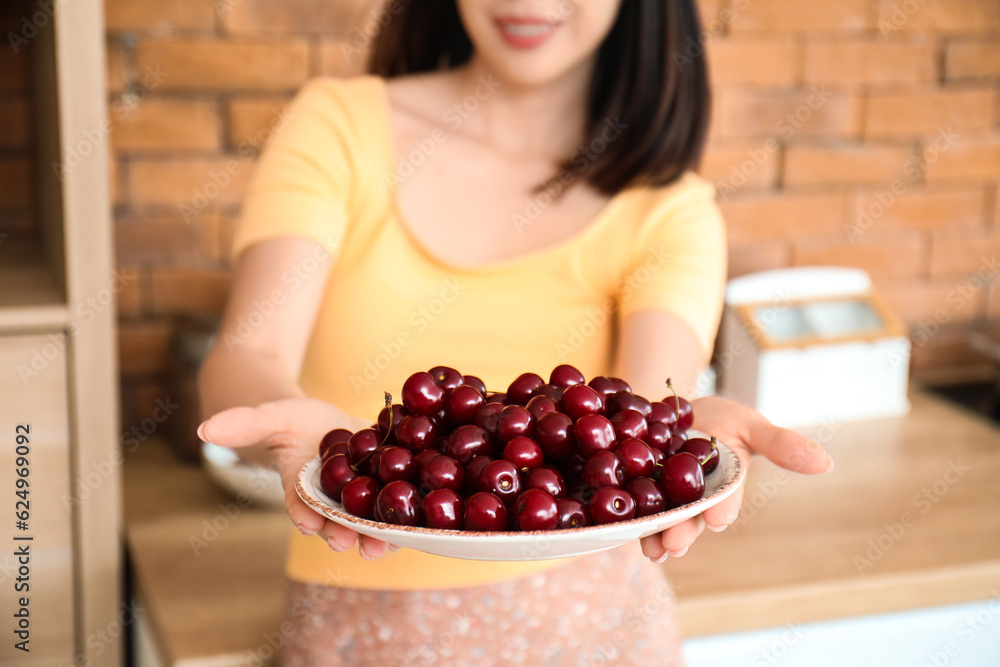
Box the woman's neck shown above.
[450,56,592,163]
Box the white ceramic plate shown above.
[295,432,745,561]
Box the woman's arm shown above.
[613,310,834,562]
[198,237,388,557]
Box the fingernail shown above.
[359,544,374,561]
[328,537,346,552]
[197,420,210,442]
[824,456,835,473]
[653,552,669,564]
[667,546,689,558]
[297,523,317,536]
[706,523,727,533]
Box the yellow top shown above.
[232,76,727,590]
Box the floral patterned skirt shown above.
[280,541,683,666]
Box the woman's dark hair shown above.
[370,0,710,195]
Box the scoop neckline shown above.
[371,76,628,275]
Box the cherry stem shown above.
[709,436,717,451]
[666,378,680,416]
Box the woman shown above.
[198,1,833,663]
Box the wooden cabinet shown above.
[0,0,121,664]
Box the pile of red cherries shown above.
[318,365,718,531]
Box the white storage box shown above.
[715,268,911,427]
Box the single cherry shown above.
[514,489,559,531]
[533,412,575,459]
[462,375,488,396]
[478,459,522,504]
[667,432,687,457]
[464,492,508,531]
[377,404,408,438]
[319,428,353,459]
[572,413,616,458]
[587,376,620,401]
[443,424,492,465]
[626,477,666,517]
[485,392,507,404]
[319,453,356,501]
[524,464,567,499]
[422,488,464,530]
[394,414,437,452]
[535,383,566,401]
[560,384,604,420]
[497,405,533,443]
[506,372,545,405]
[376,445,417,483]
[418,454,464,493]
[614,438,657,478]
[444,384,486,425]
[401,371,445,416]
[649,401,679,432]
[375,480,422,526]
[606,390,652,419]
[582,451,625,489]
[549,364,586,387]
[660,452,706,506]
[473,402,504,436]
[680,436,720,474]
[556,497,591,528]
[645,421,673,453]
[525,395,559,421]
[414,448,441,468]
[321,441,349,462]
[429,365,464,391]
[588,487,636,524]
[347,429,381,465]
[340,476,380,519]
[610,409,649,441]
[463,455,493,494]
[502,436,544,471]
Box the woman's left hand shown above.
[639,395,835,562]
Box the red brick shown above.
[727,240,791,278]
[112,98,220,152]
[217,215,237,265]
[865,88,997,138]
[0,101,29,150]
[793,231,927,281]
[116,266,143,316]
[929,230,1000,277]
[707,38,799,86]
[879,280,984,325]
[220,0,372,35]
[150,269,231,315]
[105,0,214,31]
[0,158,31,207]
[925,137,1000,182]
[784,144,917,187]
[701,140,781,194]
[946,40,1000,79]
[106,42,127,93]
[804,39,937,85]
[876,0,1000,35]
[227,96,294,149]
[850,186,988,234]
[316,38,373,78]
[115,214,220,263]
[730,0,871,32]
[134,39,310,91]
[909,330,993,379]
[118,320,173,376]
[711,88,862,141]
[719,191,847,243]
[128,158,254,208]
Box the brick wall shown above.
[103,0,1000,425]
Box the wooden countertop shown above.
[124,391,1000,665]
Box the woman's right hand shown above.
[197,397,392,560]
